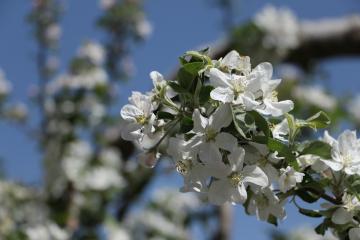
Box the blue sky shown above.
[0,0,360,239]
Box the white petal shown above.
[243,165,269,187]
[120,122,142,141]
[210,87,234,103]
[199,142,221,164]
[320,159,343,171]
[323,130,337,145]
[208,179,231,205]
[221,50,241,70]
[258,99,293,117]
[228,147,245,172]
[193,109,208,132]
[121,104,142,120]
[209,68,232,88]
[349,228,360,240]
[150,70,164,86]
[252,62,273,80]
[338,130,358,155]
[231,184,247,204]
[215,132,237,151]
[210,104,232,131]
[331,207,353,225]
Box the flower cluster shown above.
[120,49,297,217]
[120,49,360,239]
[0,180,68,240]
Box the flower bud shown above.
[138,151,160,168]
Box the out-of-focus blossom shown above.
[348,95,360,123]
[45,23,62,43]
[293,85,337,111]
[0,69,12,97]
[254,5,299,53]
[78,41,106,66]
[5,102,28,121]
[135,17,153,39]
[78,166,124,191]
[25,222,68,240]
[47,68,108,93]
[99,0,117,10]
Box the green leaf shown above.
[267,138,297,165]
[315,220,329,235]
[298,208,322,218]
[179,115,193,133]
[231,106,254,139]
[296,189,320,203]
[168,81,188,93]
[182,62,205,75]
[285,113,297,142]
[267,214,278,226]
[248,111,270,138]
[306,111,331,129]
[199,85,214,105]
[300,141,332,159]
[177,67,195,90]
[157,111,175,120]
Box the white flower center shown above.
[228,172,244,187]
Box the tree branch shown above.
[210,15,360,69]
[211,204,233,240]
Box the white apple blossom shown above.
[209,63,259,108]
[254,5,299,53]
[293,85,337,111]
[331,194,360,225]
[247,187,286,221]
[245,142,281,182]
[278,166,304,193]
[208,147,268,205]
[187,104,236,170]
[150,71,176,102]
[297,154,328,173]
[254,63,294,117]
[215,50,251,74]
[320,130,360,175]
[167,137,208,192]
[121,91,157,141]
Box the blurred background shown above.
[0,0,359,239]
